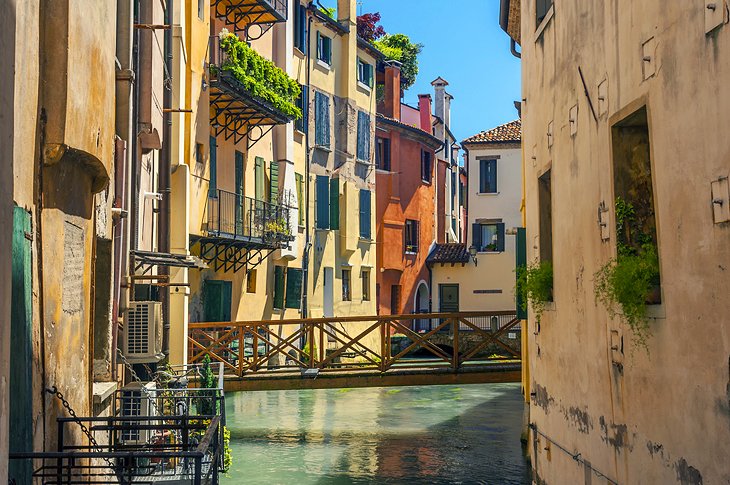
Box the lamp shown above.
[468,245,478,266]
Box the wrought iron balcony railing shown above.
[207,189,294,247]
[212,0,288,31]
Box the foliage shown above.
[218,30,302,120]
[594,198,660,350]
[302,339,318,362]
[196,355,217,416]
[321,6,336,19]
[373,33,423,90]
[516,260,553,323]
[357,12,386,42]
[191,419,232,473]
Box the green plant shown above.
[321,6,336,18]
[218,30,302,120]
[196,355,217,416]
[516,260,553,323]
[264,218,291,237]
[373,34,423,90]
[594,198,660,350]
[302,340,318,362]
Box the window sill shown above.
[316,59,332,71]
[477,192,500,196]
[535,5,554,42]
[294,128,307,137]
[294,46,306,58]
[375,168,392,173]
[314,144,332,153]
[355,158,371,165]
[358,237,373,243]
[93,381,118,405]
[404,251,418,256]
[421,179,432,185]
[477,250,504,255]
[357,81,372,93]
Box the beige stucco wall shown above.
[519,1,730,483]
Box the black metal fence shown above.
[207,189,293,244]
[413,312,520,333]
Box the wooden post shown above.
[238,326,244,377]
[380,319,387,372]
[309,323,315,368]
[252,325,259,373]
[452,317,460,372]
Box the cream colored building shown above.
[501,0,730,483]
[430,120,522,314]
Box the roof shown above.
[427,243,470,265]
[462,119,521,145]
[499,0,521,44]
[431,77,449,87]
[376,114,442,149]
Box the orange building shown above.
[375,63,442,317]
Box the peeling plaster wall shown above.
[519,1,730,484]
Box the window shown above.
[269,160,279,203]
[472,222,505,252]
[273,266,285,309]
[295,173,304,226]
[357,58,374,87]
[361,270,370,301]
[285,268,303,309]
[246,269,257,293]
[295,84,308,133]
[315,91,330,147]
[538,170,553,262]
[255,157,266,201]
[479,159,498,193]
[315,175,330,229]
[536,0,554,28]
[357,111,371,161]
[342,268,351,301]
[198,0,204,19]
[294,2,307,52]
[376,137,391,171]
[195,143,204,165]
[405,219,419,253]
[359,189,372,239]
[421,150,432,183]
[203,280,232,322]
[316,32,332,65]
[208,136,217,197]
[390,285,401,315]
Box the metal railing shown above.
[189,312,521,378]
[414,312,520,333]
[207,189,293,244]
[212,0,288,27]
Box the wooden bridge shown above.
[188,311,522,391]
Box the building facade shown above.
[501,0,730,483]
[429,120,522,314]
[375,63,442,317]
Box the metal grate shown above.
[127,303,150,354]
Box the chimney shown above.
[431,77,449,127]
[384,61,402,120]
[417,94,431,132]
[444,92,453,129]
[338,0,358,99]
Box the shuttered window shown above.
[273,266,286,309]
[359,189,371,239]
[315,175,330,229]
[357,58,374,87]
[295,84,308,133]
[376,137,390,171]
[285,268,303,309]
[255,157,266,201]
[357,111,371,161]
[315,91,330,147]
[405,219,419,253]
[269,161,279,203]
[295,173,304,226]
[421,150,432,183]
[329,178,339,230]
[479,159,498,193]
[294,3,307,52]
[472,222,505,252]
[316,32,332,65]
[203,280,232,322]
[209,136,217,197]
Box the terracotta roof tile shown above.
[462,119,521,145]
[427,243,470,264]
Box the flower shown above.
[218,28,233,40]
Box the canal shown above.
[222,383,530,484]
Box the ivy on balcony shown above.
[219,30,302,120]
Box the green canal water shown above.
[221,383,530,484]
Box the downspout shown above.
[159,0,173,358]
[510,39,521,59]
[301,3,314,320]
[130,0,141,290]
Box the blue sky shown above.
[322,0,522,143]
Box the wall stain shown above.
[599,416,631,452]
[565,406,593,434]
[532,383,554,412]
[646,440,665,459]
[675,458,703,485]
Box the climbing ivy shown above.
[516,260,553,323]
[219,30,302,120]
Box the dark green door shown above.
[10,206,32,482]
[204,280,232,322]
[439,284,459,313]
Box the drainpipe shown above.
[510,39,521,59]
[158,0,173,358]
[301,3,314,320]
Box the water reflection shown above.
[223,383,529,484]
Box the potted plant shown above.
[516,260,553,323]
[594,197,660,349]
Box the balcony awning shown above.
[132,250,208,275]
[210,72,294,146]
[213,0,287,32]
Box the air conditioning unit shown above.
[119,381,157,445]
[123,301,164,363]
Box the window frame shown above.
[357,111,371,162]
[314,91,331,147]
[421,150,432,183]
[295,83,308,134]
[404,219,419,254]
[316,32,332,66]
[341,268,352,302]
[361,270,370,301]
[472,221,506,253]
[479,158,498,194]
[357,57,374,88]
[246,269,257,293]
[376,137,391,171]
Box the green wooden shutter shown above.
[359,189,371,239]
[316,175,330,229]
[270,160,279,203]
[329,178,339,230]
[255,157,265,201]
[295,173,304,226]
[472,223,482,250]
[273,266,286,309]
[10,207,33,482]
[204,280,232,322]
[496,222,506,252]
[516,227,527,319]
[209,136,217,197]
[235,151,244,235]
[357,111,370,161]
[285,268,303,309]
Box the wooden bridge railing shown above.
[188,311,520,378]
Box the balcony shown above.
[9,364,226,484]
[208,33,301,146]
[212,0,287,32]
[193,189,294,272]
